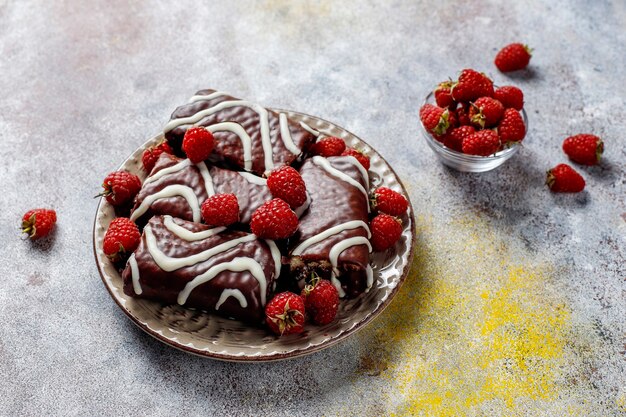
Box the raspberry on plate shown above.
[182,126,214,163]
[498,108,526,145]
[21,208,57,240]
[309,137,346,157]
[301,278,339,325]
[142,141,173,173]
[451,69,494,102]
[99,171,142,207]
[546,164,585,193]
[495,43,532,72]
[469,97,505,128]
[341,148,371,170]
[103,217,141,262]
[267,166,307,208]
[201,193,240,226]
[372,187,409,216]
[265,292,306,335]
[250,198,299,240]
[462,130,500,156]
[419,104,451,136]
[370,214,402,251]
[493,86,524,110]
[562,134,604,166]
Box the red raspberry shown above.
[301,278,339,325]
[142,141,173,173]
[469,97,505,128]
[495,43,532,72]
[372,187,409,216]
[452,69,494,102]
[182,126,214,163]
[456,103,471,126]
[103,217,141,262]
[493,86,524,110]
[546,164,585,193]
[21,208,57,240]
[444,125,475,152]
[341,148,371,170]
[498,108,526,145]
[265,292,305,335]
[250,198,299,240]
[99,171,142,207]
[267,166,307,208]
[434,81,455,108]
[419,104,450,136]
[201,194,239,226]
[370,214,402,251]
[462,130,500,156]
[562,134,604,166]
[310,137,346,157]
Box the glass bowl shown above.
[419,92,528,173]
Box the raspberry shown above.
[309,137,346,157]
[182,126,214,163]
[265,292,305,335]
[562,134,604,166]
[341,148,371,170]
[301,278,339,325]
[434,81,455,108]
[372,187,409,216]
[456,103,471,126]
[201,194,239,226]
[498,108,526,145]
[462,130,500,156]
[370,214,402,251]
[495,43,532,72]
[99,171,142,207]
[493,86,524,110]
[103,217,141,262]
[250,198,299,240]
[469,97,505,128]
[21,208,57,240]
[419,104,450,136]
[546,164,585,193]
[142,141,173,173]
[452,69,494,102]
[267,166,307,208]
[444,125,475,152]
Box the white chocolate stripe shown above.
[329,236,372,298]
[215,289,248,310]
[238,171,267,185]
[188,91,228,103]
[206,122,253,172]
[292,220,370,256]
[265,239,282,280]
[131,185,201,223]
[196,161,215,196]
[144,226,257,272]
[366,265,374,291]
[163,215,226,241]
[144,159,192,184]
[343,155,370,189]
[294,192,311,218]
[279,113,301,155]
[312,156,369,203]
[128,254,142,295]
[299,121,320,137]
[178,257,268,306]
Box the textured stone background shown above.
[1,1,625,416]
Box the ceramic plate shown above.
[93,110,416,361]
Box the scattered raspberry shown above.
[103,217,141,262]
[452,69,494,102]
[498,108,526,145]
[495,43,532,72]
[546,164,585,193]
[462,130,500,156]
[142,141,173,173]
[310,137,346,157]
[99,171,142,207]
[301,278,339,325]
[21,208,57,240]
[434,81,455,108]
[342,148,371,170]
[372,187,409,216]
[370,214,403,251]
[201,194,240,227]
[493,86,524,110]
[267,166,307,208]
[469,97,505,128]
[250,198,299,240]
[265,292,306,335]
[419,104,450,136]
[444,125,476,152]
[182,126,214,163]
[562,134,604,166]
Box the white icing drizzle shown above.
[144,159,191,185]
[311,156,369,203]
[299,121,320,137]
[131,185,201,223]
[128,254,142,295]
[238,171,267,186]
[163,99,275,171]
[343,155,370,189]
[163,215,226,241]
[294,192,311,218]
[144,226,257,272]
[215,289,248,310]
[196,161,215,196]
[206,122,253,172]
[328,236,373,298]
[292,220,370,256]
[188,91,228,103]
[177,257,267,306]
[365,265,374,291]
[265,239,282,280]
[279,113,301,155]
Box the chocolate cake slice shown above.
[122,215,281,323]
[163,89,316,176]
[288,156,372,298]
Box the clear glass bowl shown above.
[419,92,528,173]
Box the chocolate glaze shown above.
[122,216,277,323]
[212,169,273,225]
[165,89,316,175]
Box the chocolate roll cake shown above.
[288,156,373,298]
[163,89,316,176]
[122,215,281,323]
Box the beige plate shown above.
[93,110,416,362]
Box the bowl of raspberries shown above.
[419,68,528,172]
